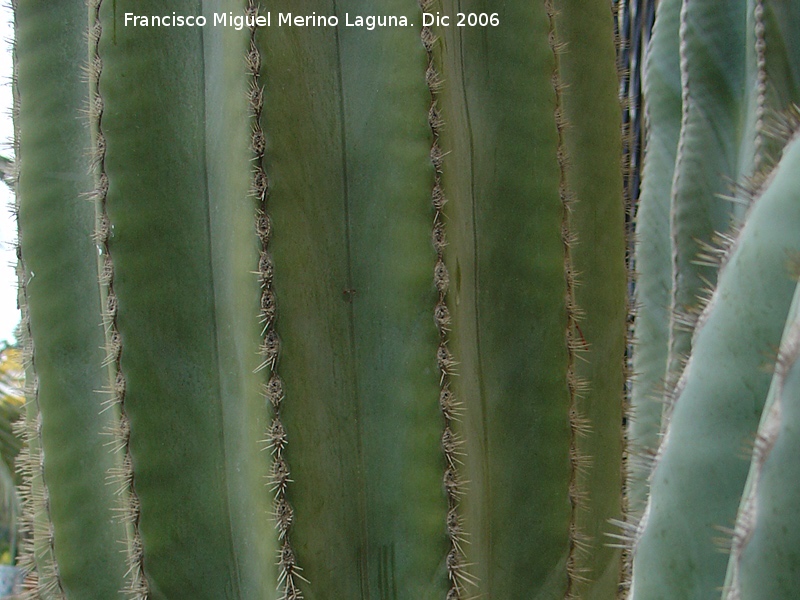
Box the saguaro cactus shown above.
[13,1,626,599]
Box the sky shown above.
[0,4,18,345]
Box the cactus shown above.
[628,0,800,598]
[630,124,800,599]
[13,1,627,599]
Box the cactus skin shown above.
[15,1,129,596]
[429,0,626,596]
[628,0,682,519]
[555,0,627,594]
[723,277,800,599]
[258,0,448,597]
[14,1,626,598]
[628,0,800,596]
[631,133,800,599]
[434,0,575,594]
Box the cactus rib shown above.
[628,0,682,521]
[95,1,276,596]
[15,0,130,596]
[88,1,147,596]
[553,0,628,595]
[16,263,64,600]
[247,3,305,597]
[665,0,746,414]
[545,2,586,594]
[418,2,470,597]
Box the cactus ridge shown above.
[418,2,472,597]
[624,0,678,575]
[10,11,37,594]
[546,1,590,594]
[663,0,692,412]
[665,0,748,418]
[420,0,477,600]
[248,5,305,598]
[89,1,147,597]
[13,3,66,596]
[16,275,65,600]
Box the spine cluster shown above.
[245,5,305,599]
[87,2,148,597]
[545,1,591,596]
[418,5,472,598]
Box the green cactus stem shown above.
[740,0,800,172]
[554,0,627,594]
[665,0,746,405]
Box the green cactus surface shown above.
[628,0,681,518]
[13,1,626,599]
[664,0,746,397]
[15,1,130,596]
[723,278,800,599]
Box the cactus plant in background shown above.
[628,0,800,598]
[13,0,627,599]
